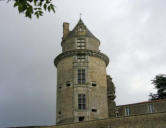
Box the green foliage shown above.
[149,74,166,100]
[7,0,55,18]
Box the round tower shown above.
[54,19,109,124]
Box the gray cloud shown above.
[0,0,166,127]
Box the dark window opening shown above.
[58,85,61,89]
[78,94,86,110]
[92,82,96,86]
[78,69,86,84]
[92,109,97,112]
[79,116,85,121]
[66,81,71,87]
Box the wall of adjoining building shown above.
[116,99,166,117]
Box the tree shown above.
[2,0,55,18]
[149,74,166,100]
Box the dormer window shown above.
[78,26,84,32]
[79,27,83,31]
[77,39,85,49]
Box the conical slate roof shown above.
[66,19,99,41]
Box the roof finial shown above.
[80,13,82,19]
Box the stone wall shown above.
[56,57,74,123]
[87,56,108,120]
[107,75,116,117]
[30,112,166,128]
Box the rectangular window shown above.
[78,94,86,110]
[78,69,86,84]
[125,107,130,116]
[77,39,85,49]
[115,112,119,117]
[148,104,153,113]
[115,109,119,117]
[77,54,86,62]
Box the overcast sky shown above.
[0,0,166,127]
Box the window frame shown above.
[77,38,85,49]
[77,68,86,84]
[77,54,86,62]
[78,94,86,110]
[148,104,153,113]
[125,107,130,116]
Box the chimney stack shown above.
[63,22,69,39]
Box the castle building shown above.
[54,19,116,124]
[19,19,166,128]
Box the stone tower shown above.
[54,19,111,124]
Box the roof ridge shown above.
[117,98,166,107]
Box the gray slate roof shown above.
[66,19,99,41]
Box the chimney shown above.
[63,22,69,39]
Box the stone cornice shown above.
[54,49,109,67]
